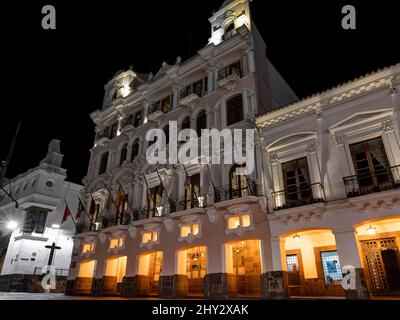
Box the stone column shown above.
[204,243,228,299]
[391,81,400,140]
[246,48,256,74]
[172,84,180,110]
[261,237,288,299]
[333,229,370,299]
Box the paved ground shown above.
[0,292,399,300]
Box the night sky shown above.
[0,0,399,185]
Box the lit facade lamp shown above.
[156,206,164,216]
[120,85,131,98]
[6,221,18,230]
[293,234,301,242]
[367,225,377,235]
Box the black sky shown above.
[0,0,399,184]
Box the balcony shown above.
[213,179,258,203]
[218,61,242,90]
[272,183,325,211]
[179,82,205,106]
[343,165,400,198]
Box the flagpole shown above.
[156,168,170,202]
[119,184,136,223]
[90,194,103,221]
[78,196,93,230]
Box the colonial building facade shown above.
[66,0,400,299]
[0,140,82,292]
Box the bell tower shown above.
[209,0,252,45]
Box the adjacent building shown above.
[66,0,400,299]
[0,140,83,292]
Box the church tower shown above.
[209,0,252,45]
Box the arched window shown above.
[99,152,109,175]
[120,144,128,166]
[226,94,244,126]
[181,117,191,130]
[229,163,249,199]
[163,125,170,145]
[225,22,235,33]
[196,111,207,137]
[131,140,140,161]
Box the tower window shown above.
[226,94,244,126]
[99,152,109,175]
[120,144,128,166]
[196,111,207,137]
[131,140,140,161]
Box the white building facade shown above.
[66,0,298,299]
[256,64,400,299]
[0,140,83,292]
[66,0,400,299]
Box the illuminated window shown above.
[228,214,251,230]
[82,243,94,254]
[142,231,158,244]
[180,224,200,238]
[109,237,124,249]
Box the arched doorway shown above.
[177,246,207,296]
[225,240,262,297]
[137,251,163,296]
[355,217,400,295]
[76,260,96,294]
[280,229,345,297]
[103,256,127,295]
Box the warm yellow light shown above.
[192,224,199,236]
[228,216,241,229]
[142,231,157,244]
[110,237,123,249]
[82,243,94,254]
[293,234,301,242]
[241,214,250,227]
[181,225,191,238]
[367,225,377,235]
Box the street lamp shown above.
[6,221,18,230]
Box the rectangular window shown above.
[23,211,48,234]
[82,243,94,254]
[227,214,251,230]
[148,186,162,217]
[286,254,299,272]
[349,137,392,192]
[142,231,158,244]
[99,152,109,175]
[180,224,200,238]
[320,251,343,285]
[282,157,312,205]
[110,237,124,249]
[134,111,143,127]
[185,173,200,209]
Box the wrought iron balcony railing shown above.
[213,179,258,203]
[272,183,325,211]
[343,165,400,198]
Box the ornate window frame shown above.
[107,231,126,254]
[140,224,160,249]
[329,109,399,177]
[177,215,202,243]
[224,204,254,236]
[80,237,97,258]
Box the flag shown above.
[61,202,72,224]
[76,199,85,220]
[115,185,126,211]
[143,175,151,205]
